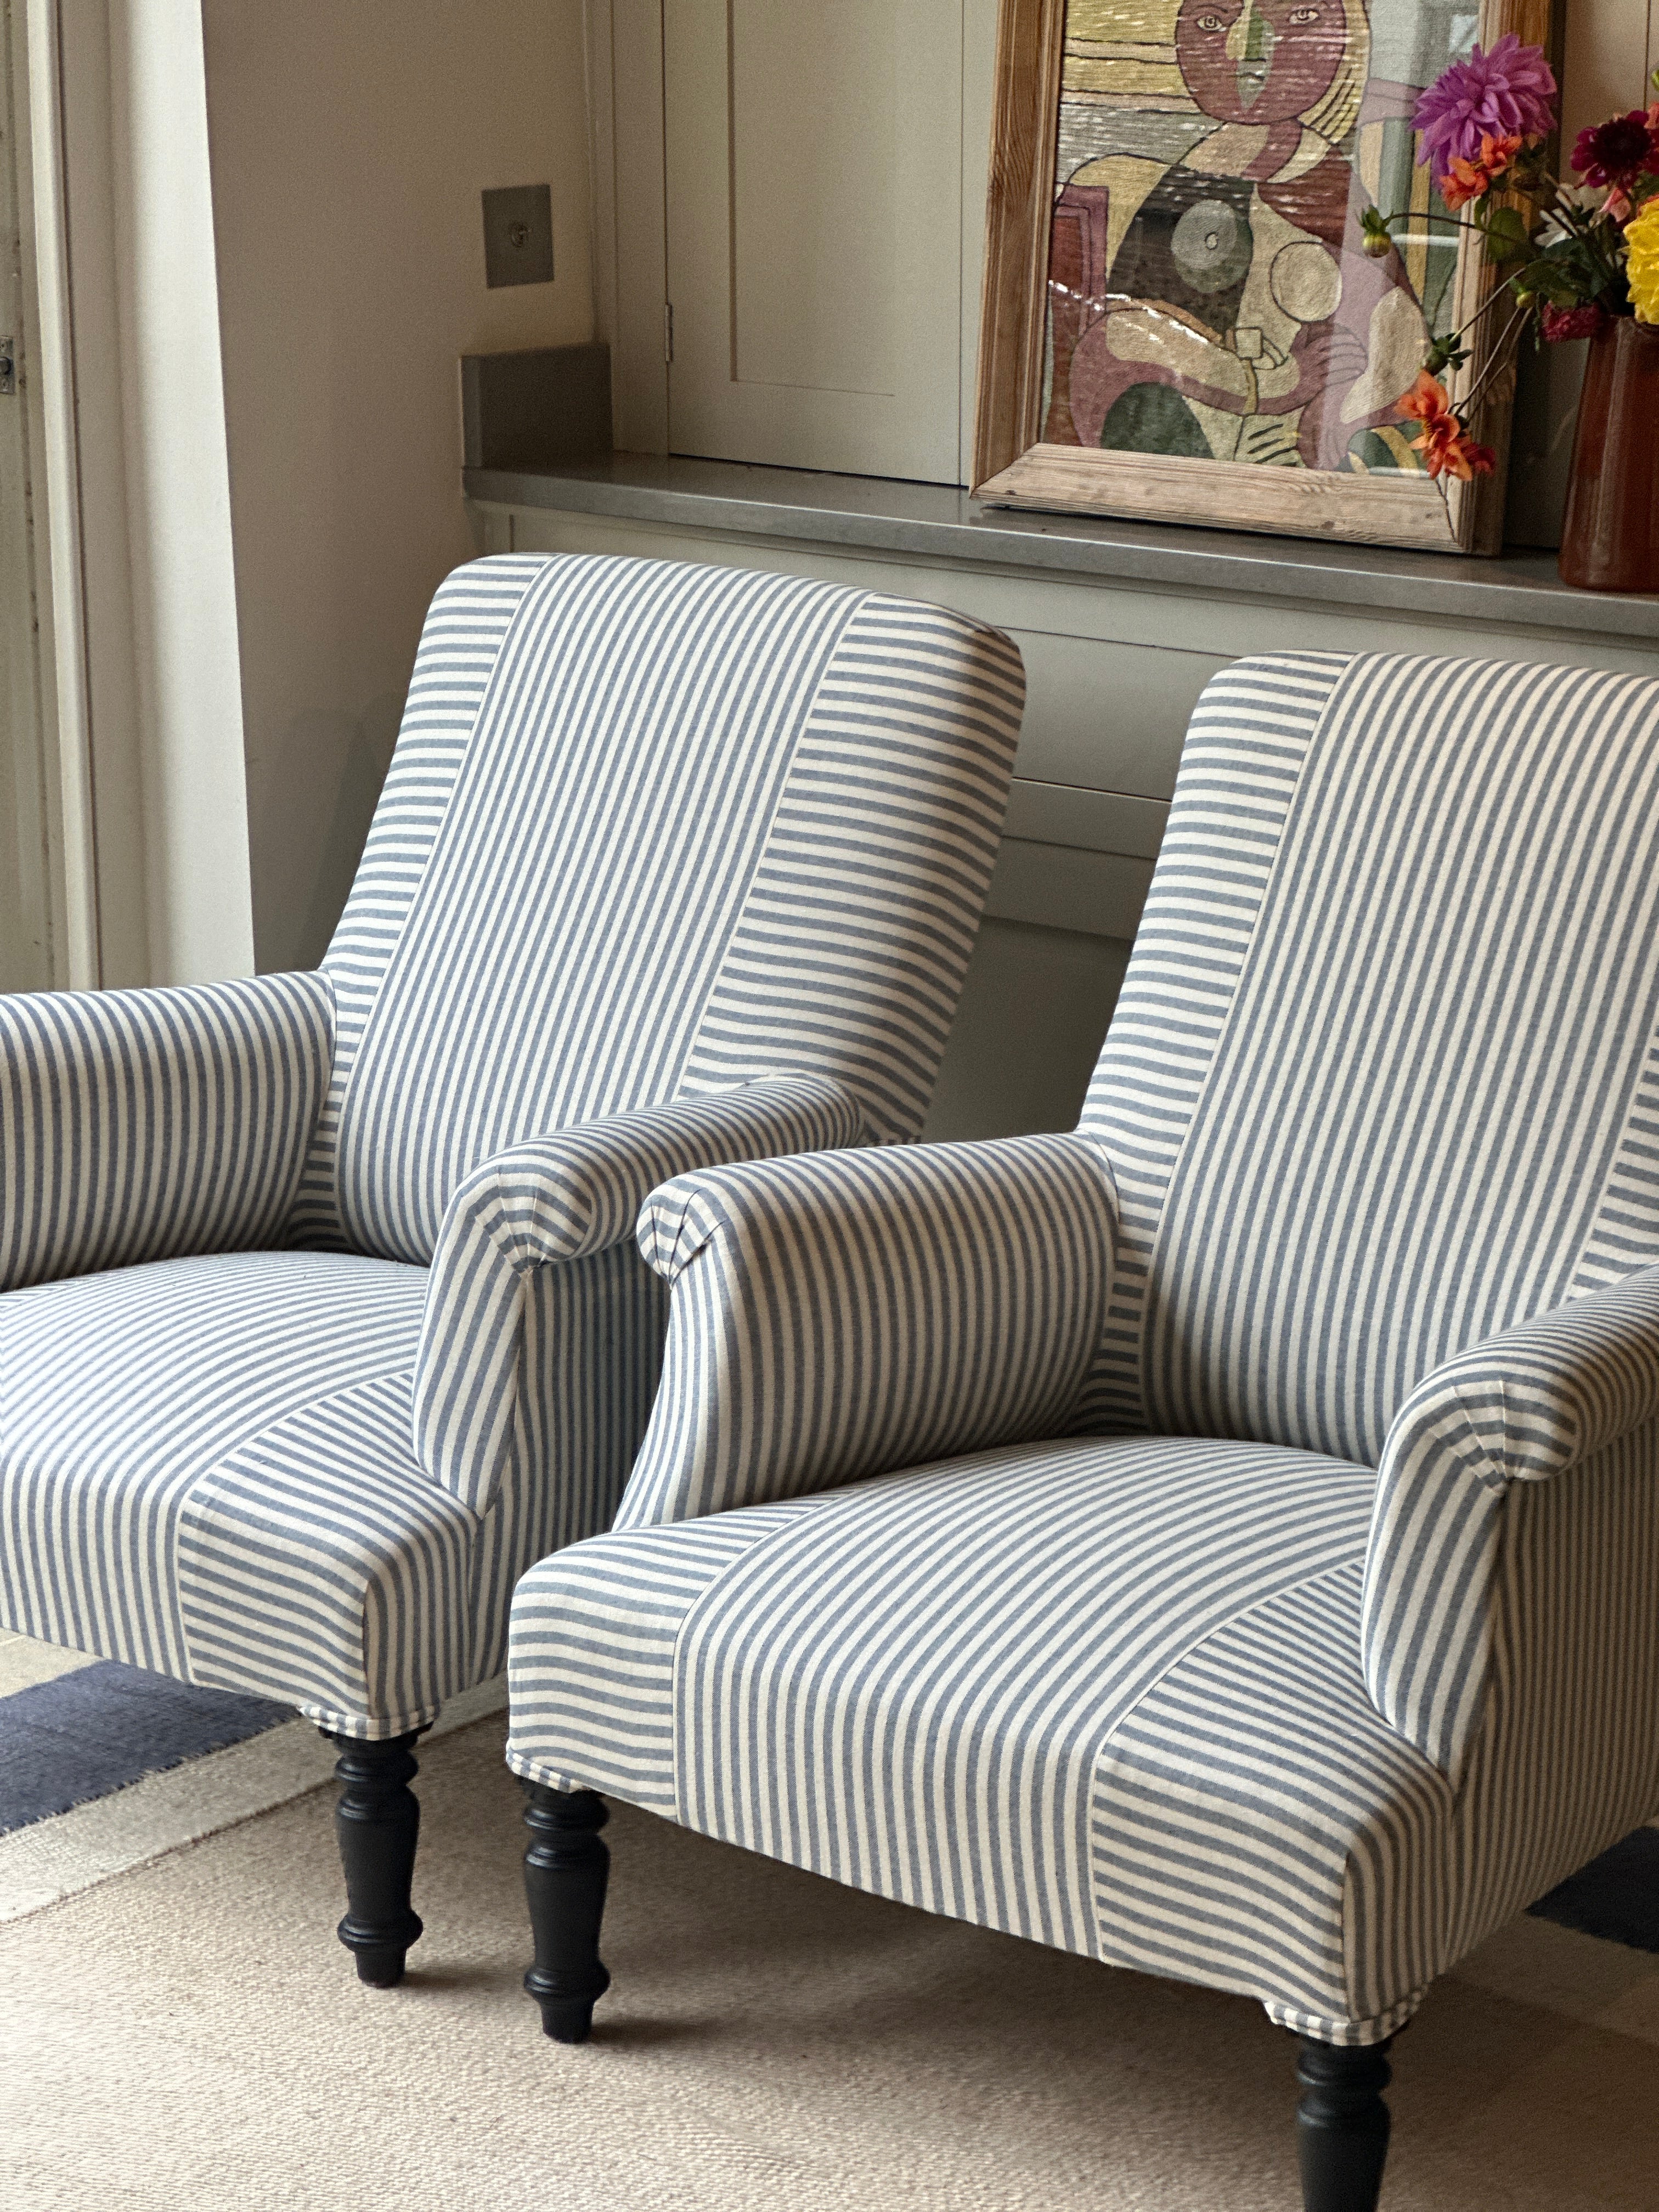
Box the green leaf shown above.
[1425,336,1471,375]
[1482,206,1532,261]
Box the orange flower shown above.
[1441,131,1525,209]
[1396,371,1497,481]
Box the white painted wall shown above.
[201,0,594,975]
[43,0,255,987]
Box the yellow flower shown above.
[1628,200,1659,325]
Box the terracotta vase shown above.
[1558,317,1659,594]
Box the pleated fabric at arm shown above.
[0,973,334,1291]
[1362,1262,1659,1778]
[613,1132,1120,1530]
[413,1074,864,1513]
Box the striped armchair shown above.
[0,552,1024,1986]
[505,650,1659,2211]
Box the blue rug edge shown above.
[0,1660,292,1837]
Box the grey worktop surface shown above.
[464,453,1659,644]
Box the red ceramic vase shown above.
[1559,317,1659,594]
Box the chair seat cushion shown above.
[0,1251,480,1734]
[509,1433,1450,2044]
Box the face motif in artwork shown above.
[1175,0,1348,126]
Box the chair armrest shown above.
[1362,1263,1659,1775]
[0,973,334,1291]
[413,1074,864,1511]
[612,1131,1119,1530]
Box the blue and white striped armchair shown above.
[0,551,1024,1985]
[505,650,1659,2211]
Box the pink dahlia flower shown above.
[1414,36,1557,183]
[1541,303,1605,343]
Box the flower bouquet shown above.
[1361,41,1659,586]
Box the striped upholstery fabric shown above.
[507,646,1659,2046]
[1,552,1022,1735]
[414,1075,863,1513]
[1363,1263,1659,1776]
[1,973,331,1291]
[307,556,1023,1263]
[289,556,542,1249]
[509,1438,1414,2037]
[510,1418,1659,2043]
[1081,651,1659,1460]
[0,1252,428,1688]
[618,1133,1119,1528]
[0,1246,653,1735]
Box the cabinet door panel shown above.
[664,0,964,482]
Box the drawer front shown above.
[1002,780,1167,860]
[984,839,1155,941]
[1005,629,1227,800]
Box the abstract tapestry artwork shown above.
[974,0,1549,550]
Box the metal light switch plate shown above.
[482,185,554,289]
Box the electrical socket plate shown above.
[482,185,554,289]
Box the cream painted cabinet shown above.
[663,0,969,482]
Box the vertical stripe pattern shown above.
[1091,1562,1451,2044]
[413,1076,862,1513]
[2,549,1022,1735]
[1362,1261,1659,1775]
[331,557,859,1261]
[617,1133,1119,1530]
[1,973,332,1290]
[179,1373,479,1731]
[0,1252,426,1680]
[510,1438,1380,1962]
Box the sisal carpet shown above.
[2,1715,1657,2212]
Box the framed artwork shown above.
[973,0,1550,551]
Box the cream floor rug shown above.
[3,1712,1658,2212]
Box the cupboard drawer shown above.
[1002,780,1167,861]
[984,838,1155,941]
[1007,629,1227,800]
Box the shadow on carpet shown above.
[0,1663,290,1835]
[1530,1825,1659,1953]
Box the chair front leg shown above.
[321,1729,426,1987]
[1294,2036,1393,2212]
[521,1782,612,2042]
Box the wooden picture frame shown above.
[973,0,1551,552]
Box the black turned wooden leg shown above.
[522,1783,612,2042]
[322,1730,425,1988]
[1295,2037,1393,2212]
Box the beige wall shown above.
[1562,0,1658,147]
[201,0,593,975]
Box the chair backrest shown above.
[1077,649,1659,1467]
[289,554,1024,1262]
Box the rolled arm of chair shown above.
[0,973,334,1292]
[1361,1263,1659,1777]
[611,1131,1120,1531]
[413,1074,865,1513]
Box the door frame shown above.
[583,0,997,483]
[4,0,97,986]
